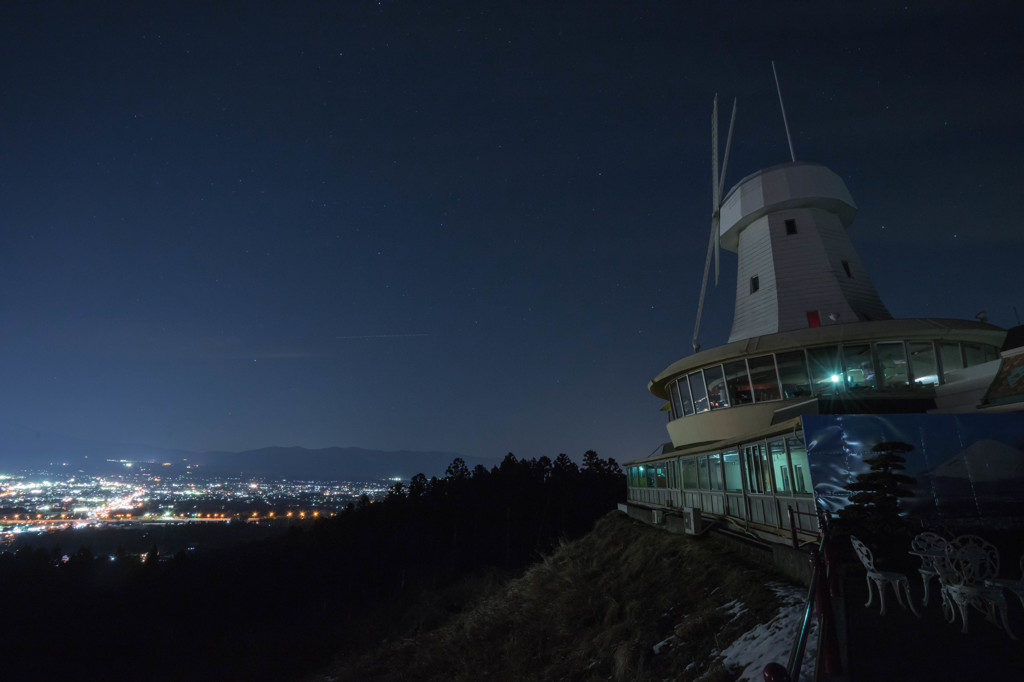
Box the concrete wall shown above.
[623,503,813,586]
[771,543,814,585]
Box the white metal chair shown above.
[850,535,920,617]
[938,534,1015,638]
[985,553,1024,617]
[910,531,947,607]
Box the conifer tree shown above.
[837,441,917,541]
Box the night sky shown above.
[1,1,1021,463]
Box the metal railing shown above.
[764,503,842,682]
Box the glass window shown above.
[964,343,986,367]
[654,466,667,489]
[667,461,676,489]
[676,377,694,416]
[876,341,909,388]
[940,342,963,380]
[787,437,812,495]
[703,365,730,410]
[750,276,759,294]
[983,345,999,362]
[807,346,841,394]
[743,446,758,493]
[908,341,938,385]
[748,355,782,402]
[785,219,797,235]
[724,360,753,405]
[689,372,710,413]
[744,443,772,494]
[707,453,723,491]
[722,449,742,491]
[777,350,811,398]
[697,456,710,489]
[843,343,876,390]
[758,445,774,493]
[770,440,792,493]
[681,458,698,489]
[670,381,683,418]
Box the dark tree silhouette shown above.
[552,453,579,477]
[445,457,470,481]
[837,441,917,543]
[385,481,406,501]
[408,472,428,498]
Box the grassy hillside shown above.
[313,512,807,681]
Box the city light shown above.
[0,467,394,549]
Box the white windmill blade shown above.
[711,94,720,210]
[717,97,737,204]
[693,212,719,353]
[694,94,735,352]
[711,211,721,288]
[713,213,721,286]
[713,98,736,286]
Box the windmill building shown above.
[623,94,1024,545]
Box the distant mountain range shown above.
[0,424,491,480]
[186,446,494,481]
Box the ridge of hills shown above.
[184,445,494,480]
[0,423,491,479]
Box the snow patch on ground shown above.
[719,582,818,682]
[652,600,747,657]
[652,636,674,655]
[719,598,749,623]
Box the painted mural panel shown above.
[804,413,1024,523]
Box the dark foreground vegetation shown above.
[0,452,624,681]
[311,511,791,682]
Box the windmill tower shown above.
[720,160,892,342]
[693,74,891,347]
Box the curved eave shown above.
[649,318,1006,399]
[625,416,803,467]
[718,161,857,251]
[722,161,829,203]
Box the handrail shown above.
[787,549,822,680]
[764,503,842,682]
[788,505,819,549]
